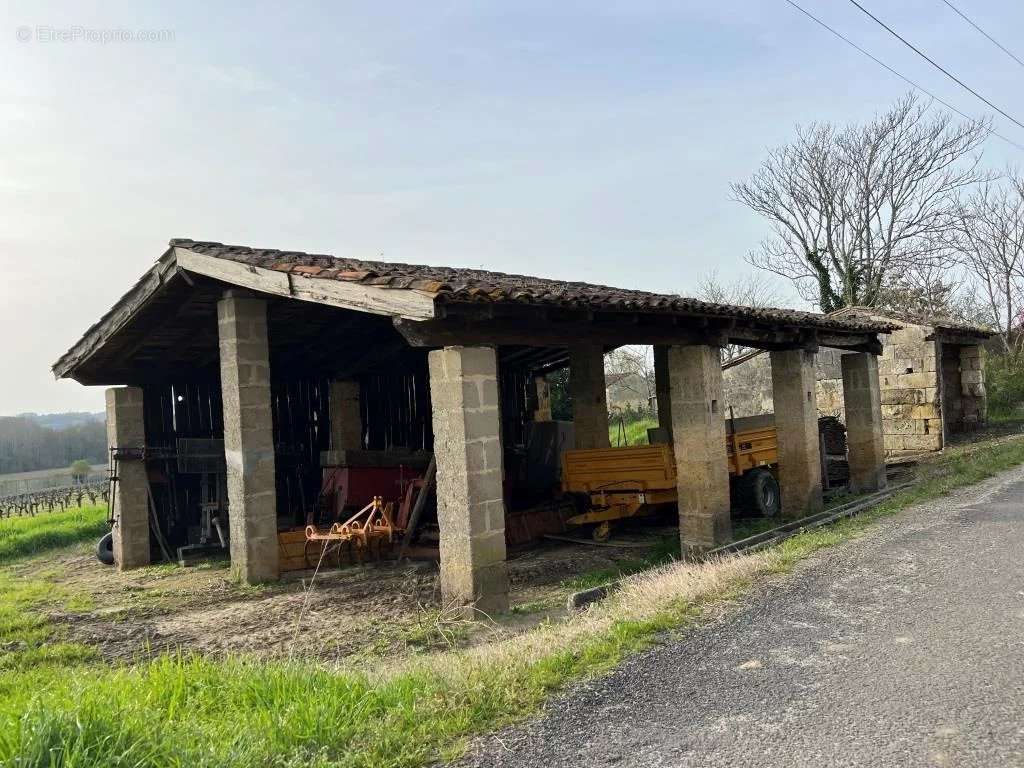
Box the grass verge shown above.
[0,503,107,562]
[2,435,1024,767]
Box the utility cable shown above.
[783,0,1024,152]
[940,0,1024,70]
[848,0,1024,132]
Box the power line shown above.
[940,0,1024,70]
[782,0,1024,152]
[848,0,1024,132]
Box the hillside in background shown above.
[16,411,104,430]
[0,413,106,475]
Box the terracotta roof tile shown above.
[169,239,900,333]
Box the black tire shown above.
[96,531,115,566]
[741,468,781,518]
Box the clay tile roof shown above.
[828,306,992,338]
[169,239,899,333]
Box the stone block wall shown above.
[722,318,973,456]
[958,345,986,427]
[721,352,774,418]
[814,348,846,418]
[876,324,943,454]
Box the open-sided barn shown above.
[54,239,898,612]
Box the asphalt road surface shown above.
[461,465,1024,767]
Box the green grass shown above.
[0,609,691,768]
[608,417,657,446]
[3,435,1024,767]
[0,503,108,563]
[562,534,680,591]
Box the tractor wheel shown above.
[741,469,781,518]
[96,532,115,566]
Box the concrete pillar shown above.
[329,379,362,450]
[106,386,150,570]
[841,353,887,493]
[770,349,824,520]
[218,291,279,584]
[569,344,610,449]
[428,345,509,615]
[654,345,672,435]
[669,345,732,554]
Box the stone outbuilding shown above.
[723,308,992,456]
[54,239,897,613]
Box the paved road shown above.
[461,466,1024,767]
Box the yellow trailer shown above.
[561,414,780,540]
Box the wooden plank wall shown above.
[360,355,433,452]
[271,377,330,523]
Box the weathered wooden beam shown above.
[174,247,436,321]
[392,317,726,348]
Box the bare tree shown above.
[873,261,983,324]
[950,174,1024,355]
[694,270,784,362]
[695,269,783,310]
[605,346,656,412]
[732,94,992,312]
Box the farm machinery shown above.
[561,413,781,541]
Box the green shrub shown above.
[985,353,1024,418]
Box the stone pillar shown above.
[569,344,610,449]
[841,353,887,493]
[654,345,672,435]
[428,345,509,615]
[218,291,279,584]
[770,349,824,520]
[106,386,150,570]
[960,345,986,427]
[669,345,732,554]
[329,379,362,450]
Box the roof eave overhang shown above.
[52,246,439,382]
[52,247,180,381]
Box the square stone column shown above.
[329,379,363,450]
[770,349,824,520]
[841,353,887,493]
[569,344,610,449]
[653,345,672,436]
[218,291,279,584]
[428,345,509,615]
[106,386,150,570]
[669,345,732,554]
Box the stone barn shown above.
[722,308,992,455]
[54,239,896,613]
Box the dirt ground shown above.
[22,530,673,665]
[30,425,1016,668]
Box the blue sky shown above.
[3,0,1024,414]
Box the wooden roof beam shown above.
[174,247,436,321]
[392,316,727,349]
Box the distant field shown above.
[0,465,105,497]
